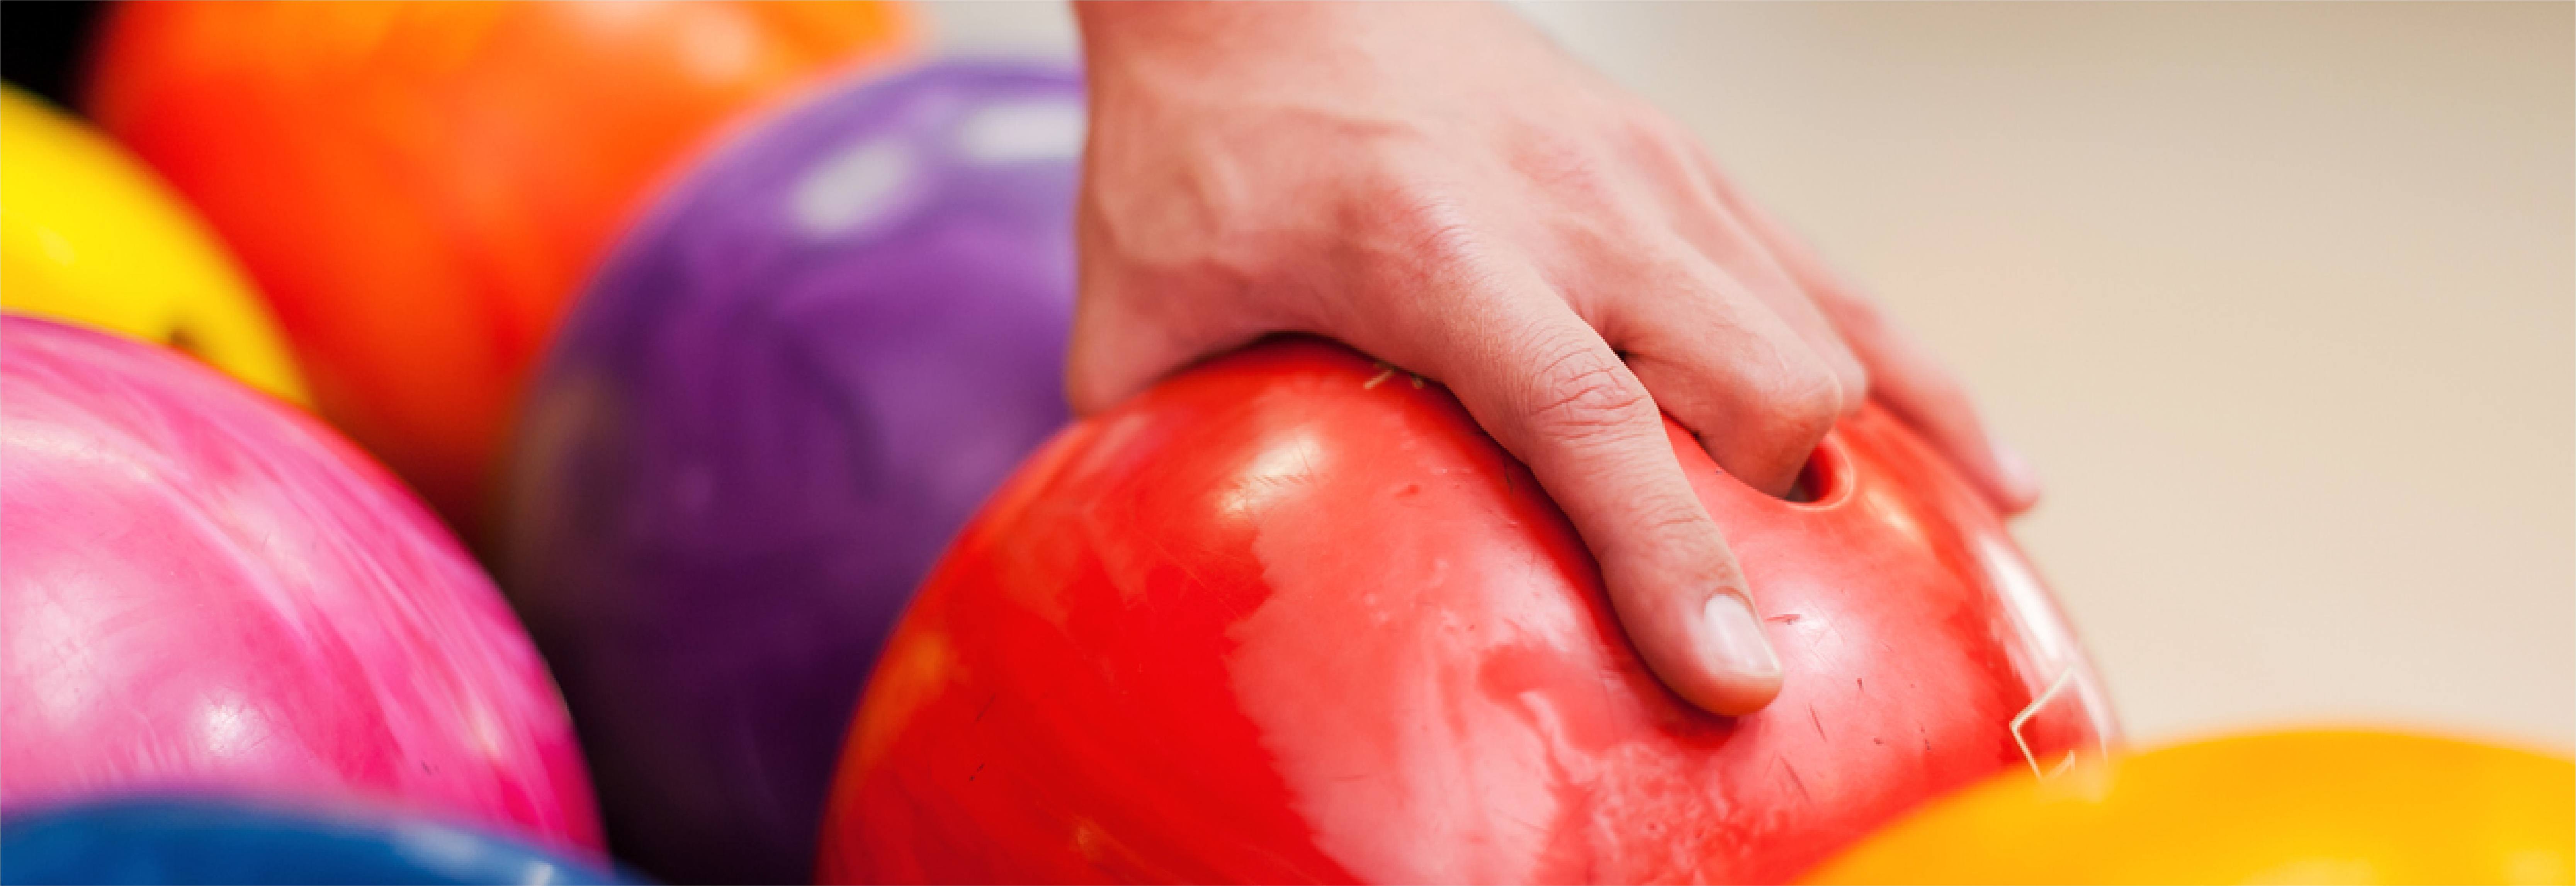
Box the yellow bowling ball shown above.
[0,87,306,403]
[1803,730,2574,885]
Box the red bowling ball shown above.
[0,316,599,850]
[820,338,2117,883]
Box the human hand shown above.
[1068,1,2039,715]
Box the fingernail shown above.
[1700,594,1782,679]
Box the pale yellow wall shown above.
[922,1,2575,751]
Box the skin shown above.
[1069,1,2040,716]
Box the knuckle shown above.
[1617,110,1716,186]
[1354,175,1496,276]
[1521,341,1657,443]
[1356,178,1534,323]
[1836,362,1873,416]
[1511,131,1618,198]
[1630,495,1718,546]
[1597,480,1728,578]
[1751,357,1846,443]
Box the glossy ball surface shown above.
[497,62,1082,884]
[0,316,598,849]
[1,796,630,885]
[85,0,914,534]
[1803,730,2575,884]
[821,339,2117,884]
[0,87,304,403]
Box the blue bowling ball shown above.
[0,796,633,885]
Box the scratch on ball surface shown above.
[1776,756,1814,805]
[1363,367,1395,389]
[1767,613,1802,624]
[2009,664,2078,779]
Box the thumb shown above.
[1064,283,1204,416]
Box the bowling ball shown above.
[1,796,632,885]
[0,316,599,849]
[86,0,915,535]
[0,87,306,404]
[1803,730,2575,884]
[818,338,2119,884]
[496,63,1082,884]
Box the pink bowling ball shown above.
[0,315,600,850]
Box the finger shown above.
[1599,243,1852,498]
[1637,135,1868,412]
[1379,260,1784,715]
[1722,195,2042,512]
[1671,226,1869,419]
[1064,283,1205,416]
[1823,292,2042,513]
[1063,212,1263,415]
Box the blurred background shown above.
[5,0,2566,751]
[0,3,2565,883]
[913,0,2576,753]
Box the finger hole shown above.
[1776,434,1850,508]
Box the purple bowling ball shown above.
[495,63,1083,884]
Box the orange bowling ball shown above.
[86,0,912,536]
[1803,730,2574,884]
